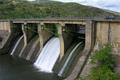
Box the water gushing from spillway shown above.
[10,35,24,55]
[58,42,82,76]
[34,37,60,73]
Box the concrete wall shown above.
[96,22,109,46]
[0,21,22,54]
[95,22,120,55]
[0,22,11,49]
[41,30,53,45]
[63,32,74,53]
[0,22,11,32]
[110,23,120,55]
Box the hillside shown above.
[0,0,119,19]
[106,10,120,16]
[35,0,50,3]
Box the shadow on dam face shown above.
[0,23,86,80]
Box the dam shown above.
[0,18,120,80]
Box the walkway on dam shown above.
[0,54,62,80]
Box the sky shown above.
[28,0,120,12]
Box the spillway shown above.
[10,35,23,55]
[58,41,82,76]
[34,37,60,73]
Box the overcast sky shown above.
[28,0,120,12]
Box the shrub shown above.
[91,44,114,69]
[88,66,119,80]
[82,44,120,80]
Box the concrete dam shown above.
[0,18,120,80]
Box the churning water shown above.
[34,37,60,73]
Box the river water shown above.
[0,54,62,80]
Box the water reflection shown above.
[0,54,62,80]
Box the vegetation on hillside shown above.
[78,44,120,80]
[0,0,119,19]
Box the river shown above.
[0,54,62,80]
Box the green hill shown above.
[35,0,50,3]
[0,0,119,19]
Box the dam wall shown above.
[0,21,11,49]
[0,19,120,80]
[95,21,120,55]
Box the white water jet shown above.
[58,42,82,76]
[34,37,60,73]
[10,35,24,55]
